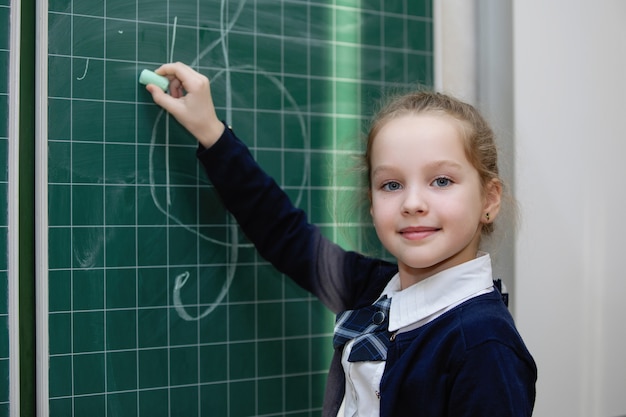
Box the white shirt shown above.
[340,253,495,417]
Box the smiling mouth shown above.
[399,227,440,240]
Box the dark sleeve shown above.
[196,124,395,313]
[448,306,537,417]
[448,341,536,417]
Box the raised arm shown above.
[145,63,396,312]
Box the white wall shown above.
[514,1,626,416]
[435,0,517,308]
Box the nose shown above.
[402,187,427,215]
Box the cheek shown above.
[369,198,381,225]
[450,196,484,228]
[370,197,394,228]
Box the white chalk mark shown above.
[73,227,102,268]
[172,234,237,322]
[192,0,246,66]
[76,58,89,80]
[165,16,178,207]
[165,124,171,206]
[147,0,311,322]
[233,65,310,207]
[173,272,195,320]
[169,16,178,63]
[173,271,226,321]
[149,110,251,248]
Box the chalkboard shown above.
[1,0,12,415]
[45,0,432,415]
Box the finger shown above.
[168,76,182,88]
[168,78,184,99]
[156,62,207,93]
[155,62,197,84]
[146,84,180,114]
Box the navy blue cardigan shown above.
[197,125,537,417]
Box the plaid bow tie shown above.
[333,296,392,362]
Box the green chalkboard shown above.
[1,0,12,415]
[46,0,432,415]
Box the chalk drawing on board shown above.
[76,58,89,80]
[164,16,179,207]
[73,228,103,269]
[146,1,311,321]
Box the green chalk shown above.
[139,69,169,91]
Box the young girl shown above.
[146,62,537,417]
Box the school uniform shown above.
[197,124,537,417]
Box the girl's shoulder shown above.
[451,292,533,363]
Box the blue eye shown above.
[382,181,402,191]
[432,177,452,188]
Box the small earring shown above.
[485,213,490,221]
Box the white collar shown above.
[382,252,494,332]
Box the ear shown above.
[482,178,502,224]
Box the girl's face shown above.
[369,113,500,288]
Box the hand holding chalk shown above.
[139,69,170,91]
[144,63,224,148]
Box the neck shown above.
[398,250,481,290]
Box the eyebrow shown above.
[371,160,464,177]
[426,160,464,171]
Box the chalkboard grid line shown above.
[67,2,75,416]
[46,2,432,21]
[133,0,141,411]
[45,138,367,160]
[45,183,369,192]
[44,367,330,391]
[47,291,324,307]
[46,333,336,357]
[191,4,204,407]
[45,55,433,92]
